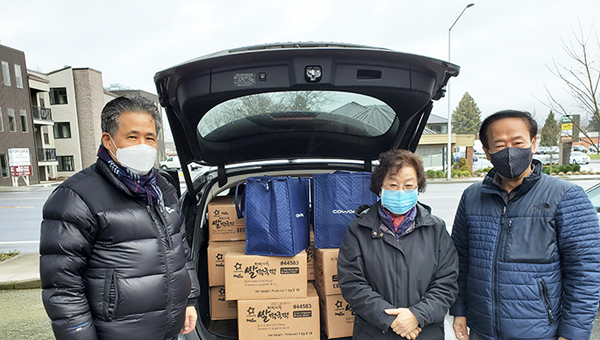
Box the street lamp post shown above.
[447,3,474,180]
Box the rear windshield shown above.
[198,91,395,142]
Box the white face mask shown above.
[109,136,157,175]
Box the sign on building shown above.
[8,148,31,186]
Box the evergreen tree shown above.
[540,111,560,146]
[452,92,482,134]
[589,114,600,132]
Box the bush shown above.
[451,170,471,178]
[558,165,568,173]
[459,165,471,173]
[453,158,467,170]
[542,166,551,175]
[426,169,436,178]
[436,170,445,178]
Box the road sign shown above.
[8,148,31,166]
[10,165,32,176]
[561,116,573,123]
[561,123,573,130]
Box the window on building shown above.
[20,109,28,132]
[14,64,23,88]
[0,108,3,132]
[7,108,16,132]
[57,156,74,171]
[0,154,8,177]
[53,122,71,138]
[1,61,10,86]
[49,88,68,105]
[43,127,50,144]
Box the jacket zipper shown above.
[155,205,173,249]
[147,205,173,332]
[538,279,556,324]
[493,204,507,339]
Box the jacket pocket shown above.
[537,279,556,324]
[103,269,119,321]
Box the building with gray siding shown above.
[0,44,39,186]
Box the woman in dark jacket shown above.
[338,149,459,340]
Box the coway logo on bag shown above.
[332,209,355,214]
[295,213,305,218]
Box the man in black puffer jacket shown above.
[40,95,200,340]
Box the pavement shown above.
[0,253,40,290]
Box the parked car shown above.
[160,155,203,171]
[532,153,558,165]
[572,145,589,153]
[453,152,478,162]
[536,146,549,154]
[589,145,598,153]
[586,183,600,218]
[154,42,459,340]
[160,155,181,169]
[570,151,591,164]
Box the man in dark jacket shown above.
[40,95,200,340]
[450,110,600,340]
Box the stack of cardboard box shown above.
[225,251,319,340]
[314,248,355,339]
[207,195,321,339]
[207,195,247,320]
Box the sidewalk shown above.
[0,253,40,290]
[0,180,62,192]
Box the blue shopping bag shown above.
[313,171,378,248]
[235,176,310,256]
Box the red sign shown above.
[10,165,32,177]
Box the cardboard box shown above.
[314,248,340,296]
[210,286,238,320]
[237,284,320,340]
[208,195,246,241]
[225,251,307,301]
[319,293,354,339]
[207,241,246,287]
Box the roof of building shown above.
[103,89,120,98]
[427,113,448,124]
[329,102,395,134]
[27,72,49,84]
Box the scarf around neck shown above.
[97,145,164,209]
[378,203,417,239]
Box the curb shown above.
[0,278,41,290]
[0,253,41,290]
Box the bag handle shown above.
[234,182,246,219]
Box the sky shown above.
[2,0,599,127]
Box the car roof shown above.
[154,42,459,168]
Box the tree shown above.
[452,92,482,134]
[542,23,600,152]
[540,111,560,146]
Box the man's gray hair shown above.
[101,95,162,136]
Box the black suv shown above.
[154,42,459,340]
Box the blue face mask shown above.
[380,188,418,215]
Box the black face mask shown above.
[488,146,533,179]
